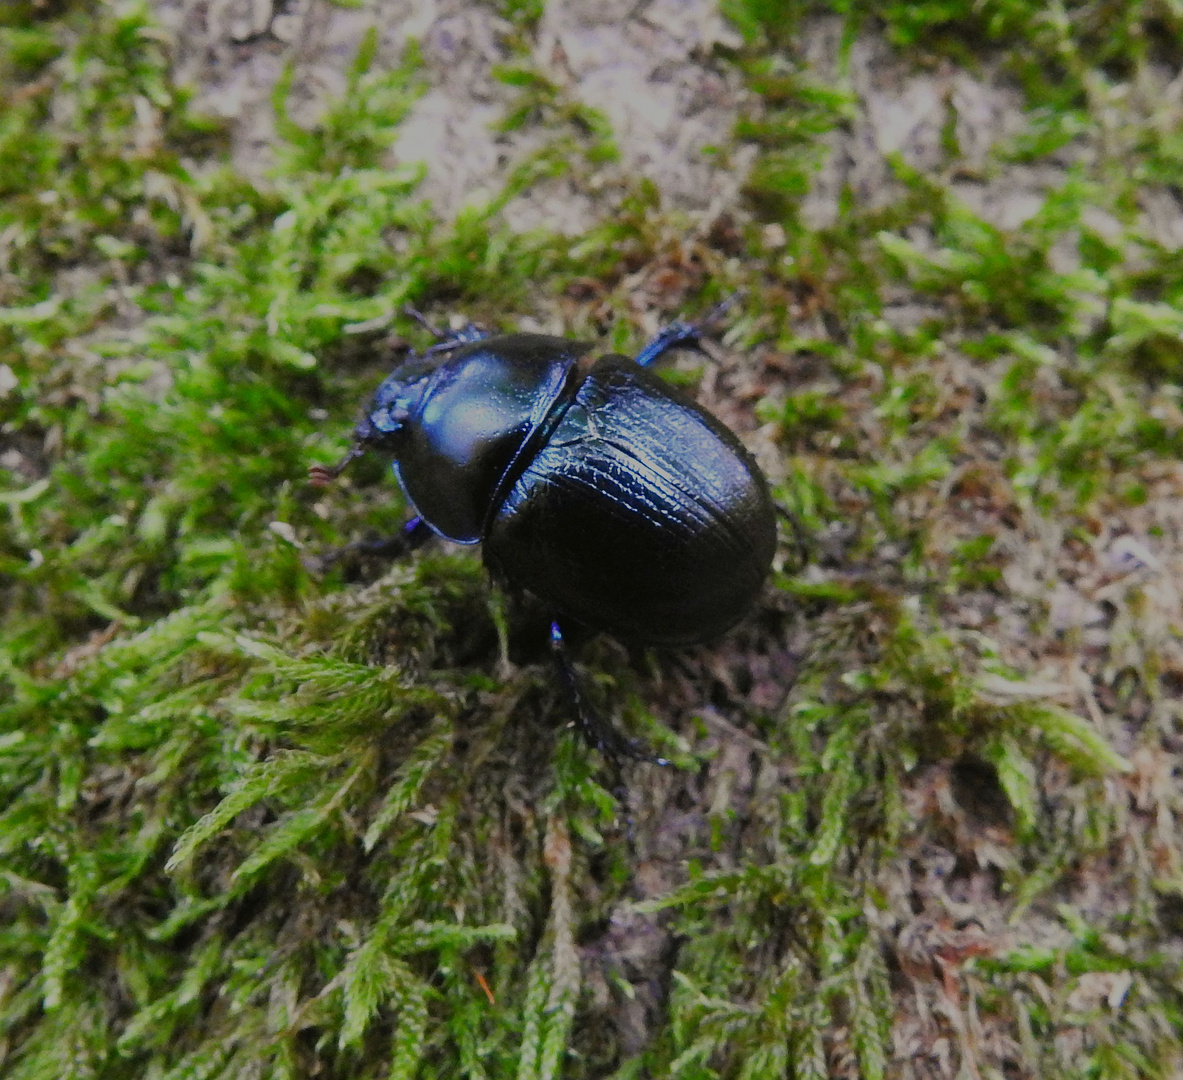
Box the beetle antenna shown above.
[308,442,364,487]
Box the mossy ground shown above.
[3,1,1183,1077]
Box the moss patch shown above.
[3,1,1183,1078]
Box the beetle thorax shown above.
[370,336,590,543]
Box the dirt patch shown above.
[150,0,750,232]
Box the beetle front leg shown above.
[549,620,668,767]
[306,515,434,573]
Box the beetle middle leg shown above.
[549,619,668,768]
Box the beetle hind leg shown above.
[549,620,669,768]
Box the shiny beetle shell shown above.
[350,332,777,646]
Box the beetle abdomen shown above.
[485,356,777,645]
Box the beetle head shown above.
[357,355,437,450]
[308,356,437,487]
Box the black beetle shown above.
[311,312,777,755]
